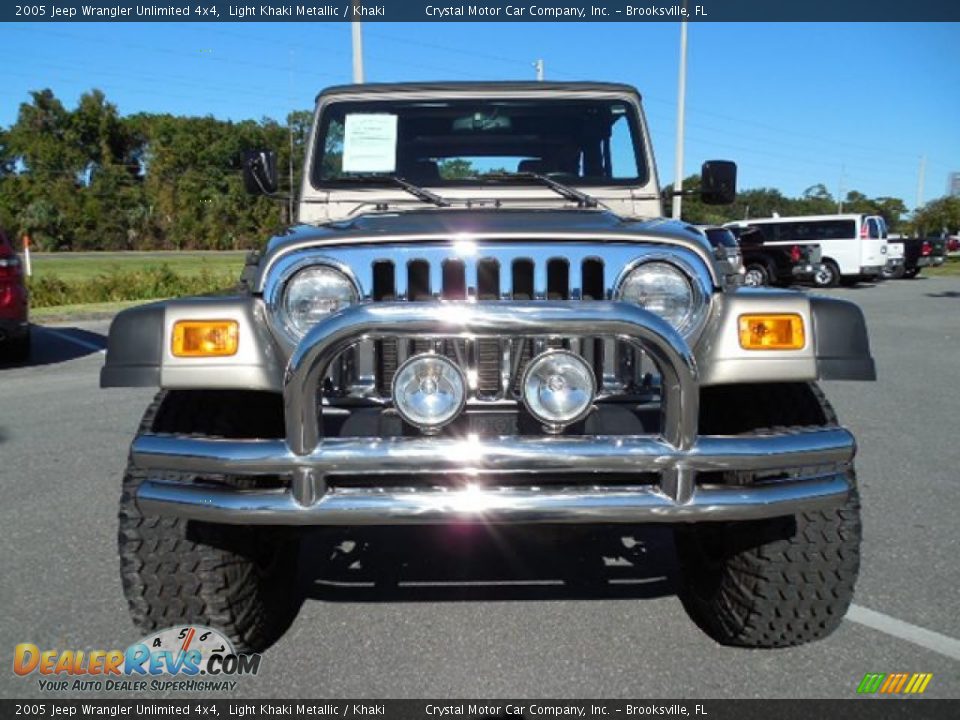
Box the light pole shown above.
[916,154,926,209]
[671,15,688,220]
[351,14,364,83]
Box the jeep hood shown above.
[257,209,711,291]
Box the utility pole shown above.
[534,59,544,81]
[351,12,364,83]
[837,164,845,214]
[916,154,926,209]
[288,50,295,224]
[671,13,688,220]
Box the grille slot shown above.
[409,260,432,356]
[475,259,501,396]
[409,260,431,300]
[547,258,569,300]
[372,260,395,300]
[582,258,604,300]
[373,261,397,395]
[581,258,606,383]
[477,259,500,300]
[512,259,534,300]
[442,259,466,300]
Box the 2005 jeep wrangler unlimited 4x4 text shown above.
[102,82,875,652]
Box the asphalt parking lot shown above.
[1,276,958,699]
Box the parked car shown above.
[102,81,875,652]
[726,214,888,287]
[696,225,743,287]
[0,229,30,362]
[727,225,821,287]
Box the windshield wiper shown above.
[479,172,600,209]
[342,174,450,207]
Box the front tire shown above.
[742,264,771,287]
[118,390,301,652]
[675,383,862,648]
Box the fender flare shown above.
[100,296,284,390]
[809,295,876,381]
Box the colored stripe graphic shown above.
[913,673,933,694]
[879,674,898,693]
[904,674,920,693]
[857,673,886,693]
[857,672,932,694]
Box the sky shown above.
[2,21,958,209]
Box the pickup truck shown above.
[101,81,874,652]
[727,225,821,287]
[884,236,947,278]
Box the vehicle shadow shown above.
[926,290,960,299]
[0,325,107,369]
[789,281,881,292]
[835,281,881,290]
[299,524,679,603]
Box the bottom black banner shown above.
[1,700,956,720]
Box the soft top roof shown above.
[316,81,642,102]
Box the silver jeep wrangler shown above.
[102,82,874,652]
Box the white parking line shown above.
[847,604,960,662]
[37,326,106,354]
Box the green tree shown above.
[795,183,836,215]
[439,158,476,180]
[911,196,960,236]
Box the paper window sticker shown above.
[342,114,398,173]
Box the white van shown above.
[725,214,888,287]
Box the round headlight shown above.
[282,265,358,337]
[521,350,596,431]
[392,354,467,432]
[619,261,697,332]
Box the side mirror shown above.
[701,160,737,205]
[243,149,278,195]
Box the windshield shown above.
[312,98,648,188]
[704,228,738,249]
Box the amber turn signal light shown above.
[738,314,805,350]
[172,320,239,357]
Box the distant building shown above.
[949,172,960,197]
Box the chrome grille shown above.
[262,240,715,403]
[367,255,616,400]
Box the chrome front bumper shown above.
[133,301,855,525]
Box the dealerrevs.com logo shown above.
[13,626,262,693]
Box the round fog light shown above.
[392,354,467,432]
[521,350,596,431]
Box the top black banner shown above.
[4,0,960,22]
